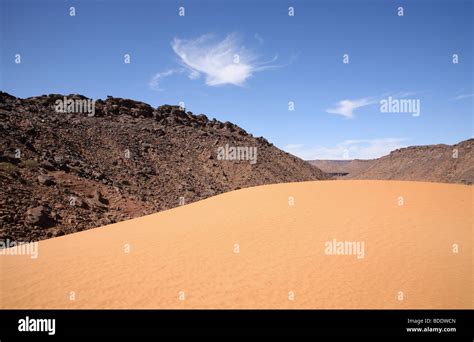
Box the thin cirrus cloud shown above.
[149,69,184,91]
[149,33,278,90]
[326,97,378,118]
[451,93,474,100]
[283,138,408,160]
[148,67,202,91]
[326,92,417,118]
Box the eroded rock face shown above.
[0,92,328,242]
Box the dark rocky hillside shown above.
[0,92,327,242]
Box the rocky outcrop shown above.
[350,139,473,184]
[0,92,327,242]
[310,139,473,184]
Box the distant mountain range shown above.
[309,139,473,184]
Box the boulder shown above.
[25,206,54,228]
[37,174,55,186]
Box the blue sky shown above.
[1,0,472,159]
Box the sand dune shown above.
[0,180,472,309]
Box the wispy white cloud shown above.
[283,138,408,160]
[171,33,278,87]
[451,93,474,100]
[326,92,417,118]
[149,68,184,91]
[188,70,200,80]
[326,97,377,118]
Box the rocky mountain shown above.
[0,92,327,242]
[310,139,473,184]
[351,140,473,183]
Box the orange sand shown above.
[0,180,472,309]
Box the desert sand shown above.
[0,180,472,309]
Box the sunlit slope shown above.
[1,180,471,309]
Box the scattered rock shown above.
[54,229,65,237]
[37,174,55,186]
[91,189,108,205]
[25,206,55,228]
